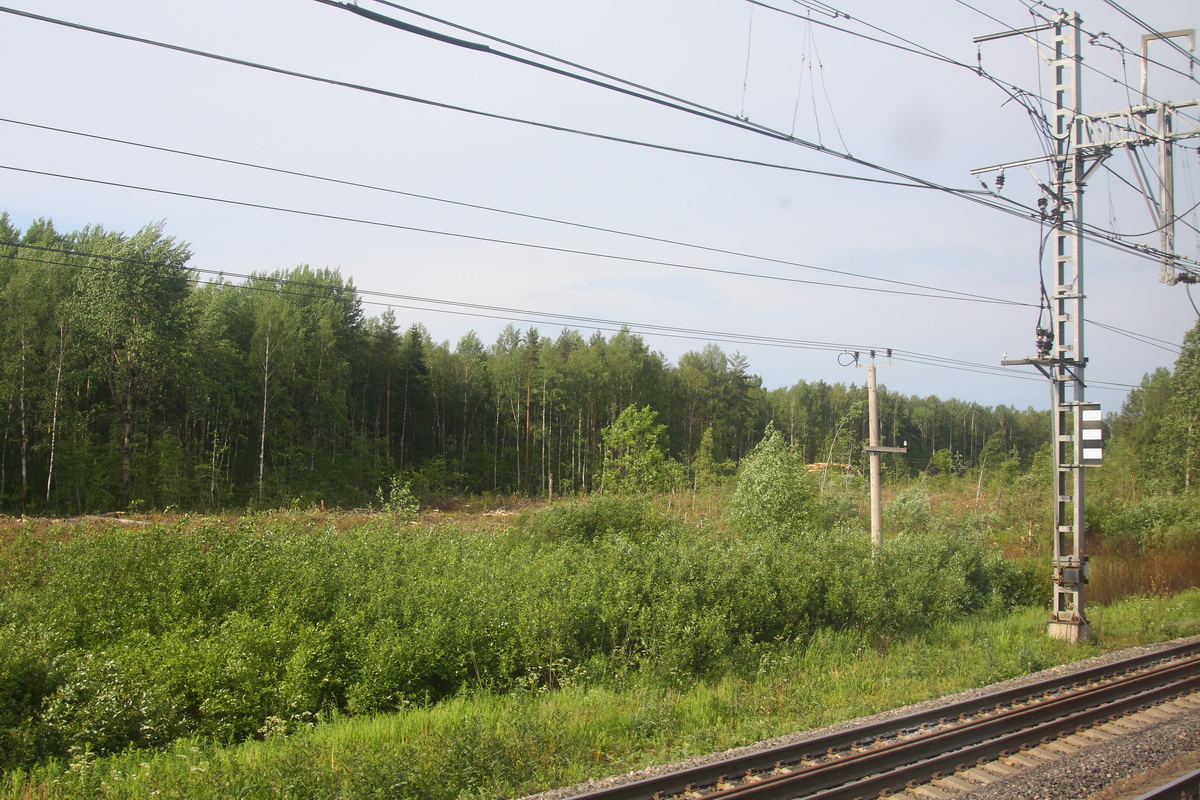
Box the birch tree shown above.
[72,223,193,509]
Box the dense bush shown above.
[0,510,1039,771]
[1088,491,1200,551]
[519,495,669,542]
[727,423,819,536]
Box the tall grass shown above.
[1089,546,1200,605]
[4,593,1198,800]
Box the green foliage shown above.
[814,473,867,532]
[728,422,818,536]
[521,495,667,543]
[1096,321,1200,495]
[687,427,732,492]
[929,448,967,479]
[885,484,935,534]
[376,476,420,520]
[601,405,682,495]
[0,511,1044,773]
[1159,322,1200,491]
[1088,491,1200,550]
[9,592,1197,800]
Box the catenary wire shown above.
[308,0,1050,211]
[4,9,1196,276]
[2,3,1069,229]
[18,152,1198,286]
[13,0,1196,274]
[0,6,952,194]
[1088,319,1183,353]
[961,0,1190,110]
[745,0,1197,243]
[311,0,798,142]
[363,0,781,134]
[1099,0,1200,78]
[0,7,1180,400]
[8,250,864,353]
[1017,3,1192,107]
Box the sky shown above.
[1,0,1198,411]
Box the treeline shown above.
[1094,323,1200,502]
[0,215,1051,514]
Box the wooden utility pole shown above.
[859,351,907,550]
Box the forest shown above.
[0,215,1067,515]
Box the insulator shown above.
[996,172,1006,190]
[1036,326,1054,359]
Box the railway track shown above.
[562,639,1200,800]
[1132,767,1200,800]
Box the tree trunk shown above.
[385,355,392,465]
[492,389,501,491]
[399,372,409,471]
[210,411,219,506]
[121,380,133,510]
[524,379,532,493]
[46,323,64,505]
[258,325,272,501]
[17,338,27,516]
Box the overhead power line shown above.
[309,0,1043,212]
[706,1,1200,262]
[0,116,1024,307]
[6,248,860,354]
[366,0,775,132]
[312,0,787,142]
[0,163,1036,307]
[4,1,1076,241]
[967,0,1196,105]
[4,5,1195,277]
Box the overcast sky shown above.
[2,0,1198,411]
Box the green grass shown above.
[5,592,1199,800]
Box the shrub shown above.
[728,423,818,536]
[600,405,683,495]
[884,484,936,534]
[1089,492,1200,551]
[521,495,669,543]
[0,512,1049,772]
[376,476,420,520]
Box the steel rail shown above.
[565,639,1200,800]
[703,655,1200,799]
[1130,767,1200,800]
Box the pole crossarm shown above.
[1082,99,1200,148]
[971,98,1199,175]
